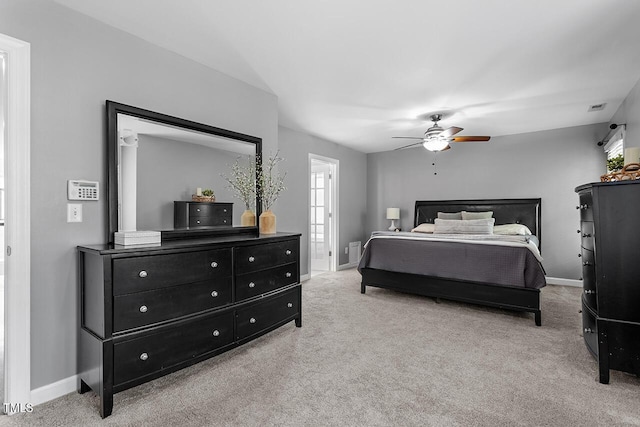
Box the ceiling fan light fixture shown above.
[422,136,449,152]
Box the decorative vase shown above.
[241,209,256,226]
[259,210,276,234]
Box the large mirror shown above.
[107,101,262,242]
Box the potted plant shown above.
[607,154,624,172]
[256,151,287,234]
[222,156,257,226]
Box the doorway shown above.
[1,33,31,415]
[309,155,338,277]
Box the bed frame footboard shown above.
[361,268,542,326]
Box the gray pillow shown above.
[434,218,495,234]
[461,210,493,220]
[437,211,462,220]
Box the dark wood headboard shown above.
[414,198,542,244]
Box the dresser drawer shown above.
[114,311,234,386]
[189,215,230,227]
[235,263,298,301]
[188,203,232,217]
[114,278,233,332]
[577,190,593,221]
[581,248,597,311]
[579,221,594,251]
[236,287,300,341]
[235,240,299,273]
[113,249,232,295]
[582,298,598,358]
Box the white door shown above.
[1,33,31,413]
[310,160,331,274]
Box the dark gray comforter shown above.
[357,232,547,290]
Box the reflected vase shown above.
[241,209,256,226]
[259,210,276,234]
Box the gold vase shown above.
[241,209,256,226]
[259,210,276,234]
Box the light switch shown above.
[67,203,82,223]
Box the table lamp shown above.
[386,207,400,231]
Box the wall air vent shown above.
[588,103,607,112]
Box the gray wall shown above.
[1,0,278,390]
[366,124,608,279]
[137,135,249,230]
[277,126,368,275]
[611,76,640,148]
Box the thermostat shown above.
[68,180,99,201]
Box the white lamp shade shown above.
[386,208,400,220]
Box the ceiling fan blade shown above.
[440,145,452,151]
[392,136,424,140]
[394,141,424,150]
[451,136,491,142]
[439,126,463,138]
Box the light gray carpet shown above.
[2,269,640,426]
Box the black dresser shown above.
[77,232,301,417]
[575,181,640,383]
[174,201,233,228]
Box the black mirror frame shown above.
[106,100,262,243]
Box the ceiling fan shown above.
[393,114,491,152]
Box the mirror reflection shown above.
[118,114,256,231]
[107,101,262,241]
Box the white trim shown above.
[337,262,358,271]
[308,154,339,275]
[1,33,31,415]
[30,375,77,407]
[545,276,582,287]
[300,273,310,282]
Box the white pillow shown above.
[434,218,495,234]
[461,210,493,220]
[493,223,532,236]
[411,223,435,233]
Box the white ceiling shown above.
[54,0,640,153]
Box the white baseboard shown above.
[300,273,310,282]
[337,262,358,271]
[31,375,77,406]
[545,276,582,287]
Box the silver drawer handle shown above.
[248,256,255,262]
[582,233,591,238]
[584,328,593,334]
[212,330,220,337]
[196,208,201,212]
[196,220,201,224]
[223,220,227,223]
[285,249,292,255]
[211,290,218,298]
[139,305,148,313]
[211,261,218,268]
[583,262,592,266]
[287,303,293,308]
[249,282,255,288]
[584,289,595,295]
[576,204,588,210]
[140,352,148,361]
[223,209,227,213]
[249,317,256,324]
[285,272,292,278]
[139,270,148,278]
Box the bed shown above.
[358,198,546,326]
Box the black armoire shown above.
[575,180,640,383]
